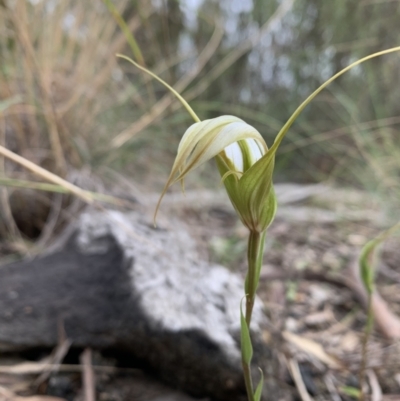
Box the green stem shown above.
[242,361,255,401]
[359,291,374,401]
[245,231,266,325]
[242,230,267,401]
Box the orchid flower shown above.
[157,115,277,233]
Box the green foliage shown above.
[103,0,145,65]
[340,386,361,399]
[359,239,377,295]
[360,221,400,294]
[254,369,264,401]
[240,301,253,365]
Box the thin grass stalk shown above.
[0,114,22,242]
[11,1,67,174]
[0,176,131,207]
[359,293,373,401]
[20,37,40,149]
[56,15,141,118]
[64,3,85,62]
[0,145,92,204]
[103,0,145,66]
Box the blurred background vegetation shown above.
[0,0,400,252]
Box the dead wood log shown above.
[0,209,272,401]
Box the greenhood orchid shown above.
[157,115,277,233]
[117,47,400,236]
[117,46,400,401]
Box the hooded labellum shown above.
[223,138,265,176]
[156,115,277,233]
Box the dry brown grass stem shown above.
[288,358,314,401]
[57,16,143,118]
[10,1,67,174]
[0,111,23,245]
[0,145,93,204]
[81,349,96,401]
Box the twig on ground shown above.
[282,331,343,370]
[80,349,96,401]
[287,358,314,401]
[0,384,66,401]
[324,373,342,401]
[261,261,400,340]
[34,339,71,388]
[367,370,382,401]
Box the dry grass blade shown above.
[0,363,118,376]
[56,9,150,119]
[0,176,132,208]
[324,373,342,401]
[367,370,382,401]
[9,1,67,174]
[283,331,343,370]
[0,188,25,249]
[0,385,66,401]
[80,349,96,401]
[0,108,24,248]
[0,145,92,204]
[287,358,314,401]
[25,396,65,400]
[34,339,71,387]
[1,0,147,246]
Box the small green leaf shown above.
[340,386,361,398]
[359,221,400,295]
[359,239,376,295]
[240,301,253,365]
[254,369,264,401]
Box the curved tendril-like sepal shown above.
[116,54,201,123]
[269,46,400,156]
